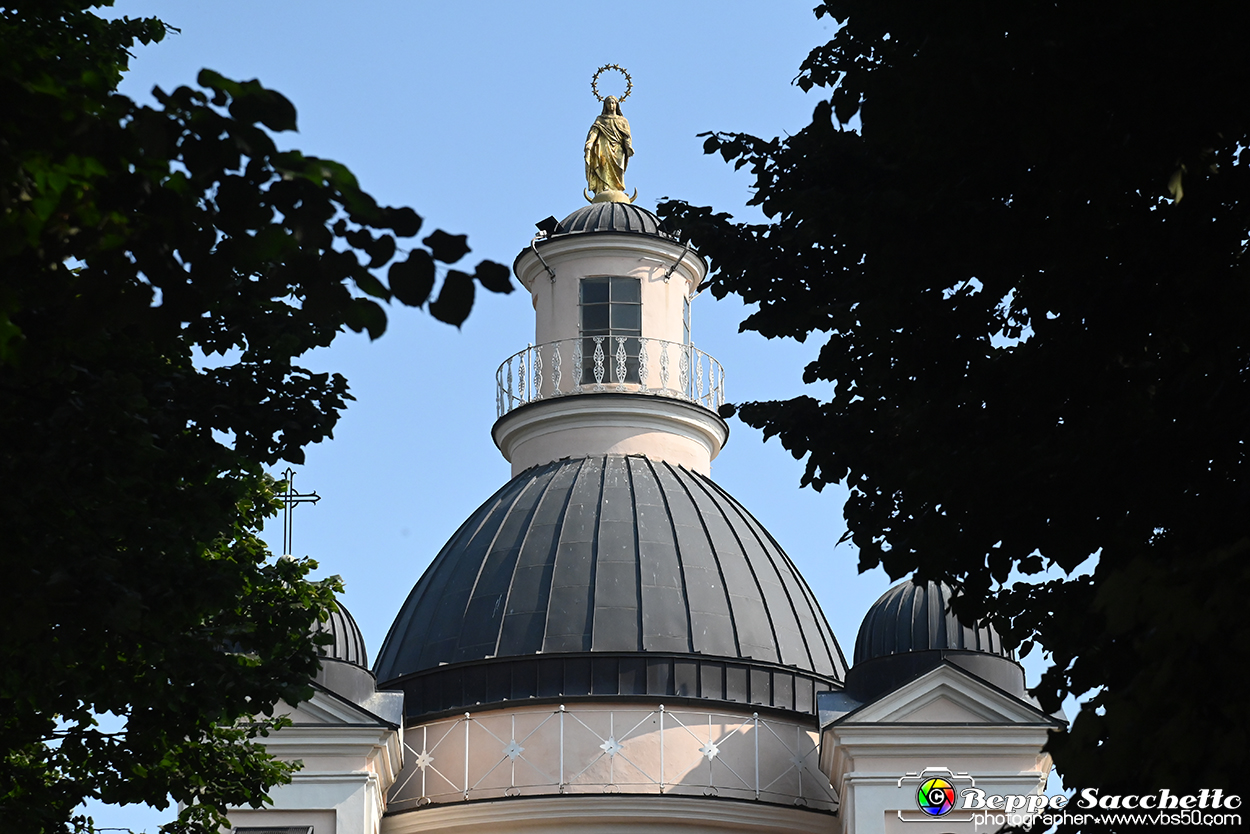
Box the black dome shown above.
[845,580,1025,702]
[315,603,367,667]
[555,202,672,238]
[375,455,846,717]
[853,580,1008,665]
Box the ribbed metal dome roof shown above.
[853,580,1008,666]
[555,202,673,238]
[315,603,368,667]
[376,455,845,690]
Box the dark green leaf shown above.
[473,260,513,294]
[387,251,435,306]
[386,206,423,237]
[224,78,298,132]
[352,268,390,301]
[343,297,387,340]
[422,229,470,264]
[831,86,858,125]
[366,233,396,269]
[428,269,475,326]
[197,68,241,98]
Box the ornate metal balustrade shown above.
[388,704,836,813]
[495,337,725,418]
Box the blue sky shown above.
[87,2,1059,828]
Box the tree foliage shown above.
[660,0,1250,805]
[0,2,510,831]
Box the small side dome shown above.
[845,580,1022,702]
[315,602,368,668]
[854,580,1007,665]
[555,202,673,238]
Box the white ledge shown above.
[492,393,728,477]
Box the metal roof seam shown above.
[728,480,847,676]
[496,458,573,659]
[534,457,586,655]
[852,581,1011,665]
[584,455,608,652]
[680,463,784,666]
[663,461,743,659]
[697,473,820,674]
[624,454,646,651]
[553,202,671,239]
[456,464,553,661]
[320,605,367,667]
[929,581,947,650]
[545,456,604,652]
[638,455,697,655]
[374,474,526,677]
[649,460,736,656]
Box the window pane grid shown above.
[581,277,641,384]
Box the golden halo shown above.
[591,64,633,103]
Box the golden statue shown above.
[584,96,634,201]
[584,65,637,203]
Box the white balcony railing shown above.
[496,337,725,418]
[388,704,837,813]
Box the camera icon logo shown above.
[897,767,974,821]
[917,776,956,816]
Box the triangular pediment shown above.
[836,663,1061,727]
[278,684,392,726]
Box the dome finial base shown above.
[584,187,638,204]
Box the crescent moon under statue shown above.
[584,187,637,204]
